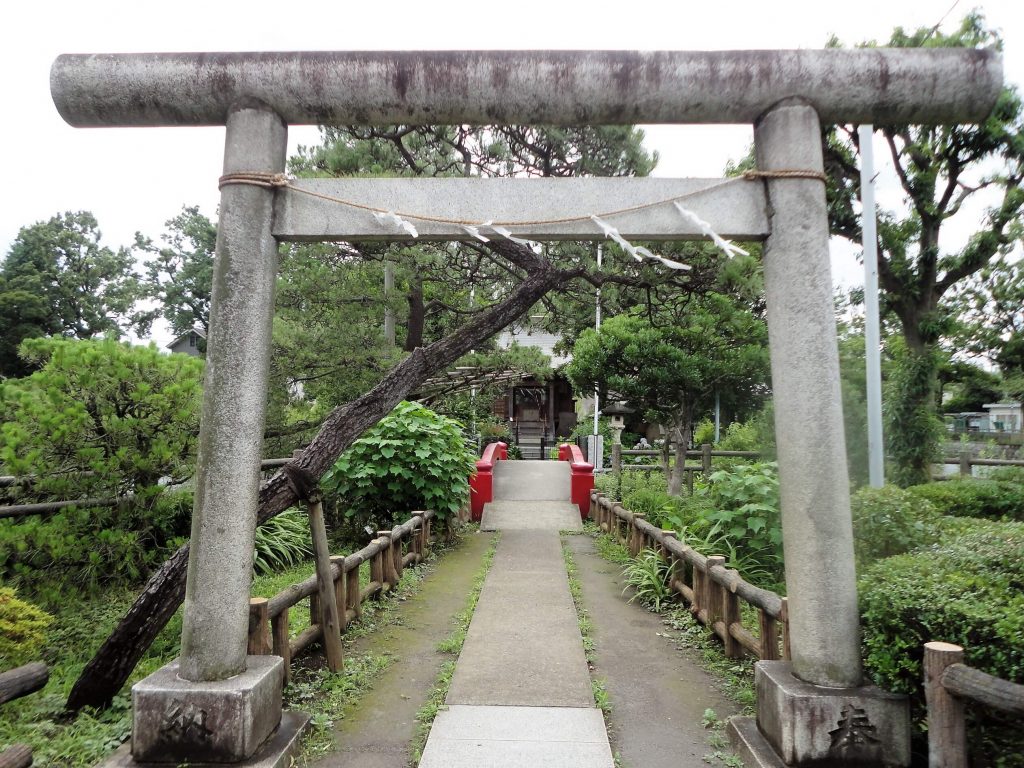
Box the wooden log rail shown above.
[924,641,1024,767]
[590,490,789,662]
[612,444,760,481]
[248,509,435,686]
[0,661,49,768]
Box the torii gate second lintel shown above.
[55,49,1000,768]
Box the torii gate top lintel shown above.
[51,48,1001,129]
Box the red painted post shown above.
[560,443,595,519]
[469,441,506,522]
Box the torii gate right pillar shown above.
[729,99,910,766]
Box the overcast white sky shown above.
[2,0,1021,345]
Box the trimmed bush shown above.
[859,518,1024,765]
[850,485,939,568]
[321,401,476,533]
[908,478,1024,521]
[0,587,54,667]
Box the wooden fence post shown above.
[691,560,704,621]
[247,597,271,655]
[377,531,398,589]
[346,557,361,621]
[631,513,645,557]
[721,568,742,659]
[702,443,713,478]
[370,539,385,595]
[959,451,972,477]
[330,555,347,631]
[759,608,780,661]
[271,607,291,686]
[925,641,967,768]
[706,555,727,644]
[310,499,344,672]
[390,527,404,582]
[780,597,792,661]
[412,512,426,560]
[612,443,622,475]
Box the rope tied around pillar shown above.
[741,169,828,183]
[218,171,290,190]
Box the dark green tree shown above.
[0,212,141,377]
[132,206,216,340]
[825,13,1024,485]
[566,296,769,495]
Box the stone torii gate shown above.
[51,49,1001,766]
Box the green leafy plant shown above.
[622,549,673,611]
[0,587,54,667]
[253,508,313,575]
[850,485,939,568]
[702,462,782,578]
[321,401,476,534]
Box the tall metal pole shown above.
[383,260,396,346]
[859,124,885,488]
[593,244,602,437]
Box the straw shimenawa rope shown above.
[217,168,825,229]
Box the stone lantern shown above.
[603,401,632,445]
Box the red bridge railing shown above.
[469,441,507,522]
[559,443,594,519]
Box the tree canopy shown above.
[0,211,141,377]
[824,12,1024,484]
[566,295,769,494]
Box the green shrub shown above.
[253,508,312,575]
[622,549,673,611]
[0,587,54,668]
[986,466,1024,485]
[850,485,939,568]
[322,401,476,533]
[908,479,1024,521]
[859,519,1024,764]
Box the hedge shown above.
[907,478,1024,522]
[859,517,1024,766]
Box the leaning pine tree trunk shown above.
[66,242,561,713]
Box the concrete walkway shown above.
[419,461,614,768]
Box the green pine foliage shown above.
[321,401,476,533]
[0,338,203,597]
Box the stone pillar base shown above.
[730,661,910,767]
[130,656,284,763]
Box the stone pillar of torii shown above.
[51,48,1001,766]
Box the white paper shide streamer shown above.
[373,210,419,238]
[589,215,690,270]
[672,202,748,258]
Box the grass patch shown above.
[411,532,500,764]
[561,537,608,720]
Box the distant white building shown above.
[983,402,1022,432]
[495,315,571,367]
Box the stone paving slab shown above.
[446,530,592,708]
[492,460,570,501]
[481,500,582,531]
[418,705,614,768]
